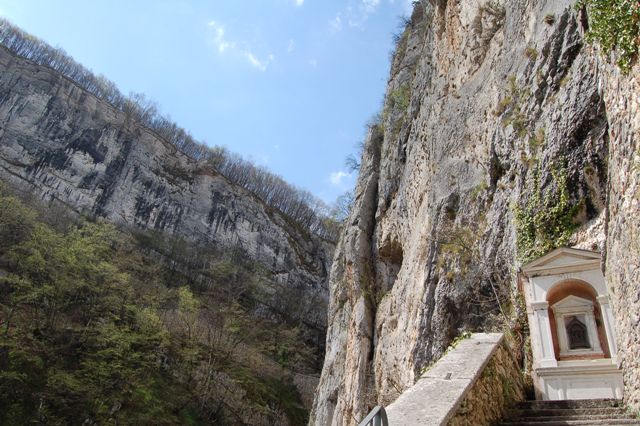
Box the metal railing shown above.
[358,406,388,426]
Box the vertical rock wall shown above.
[312,0,639,424]
[602,59,640,411]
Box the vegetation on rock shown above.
[514,165,582,263]
[495,76,531,139]
[577,0,640,72]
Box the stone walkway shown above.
[385,333,503,425]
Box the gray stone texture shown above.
[375,333,524,426]
[311,0,639,424]
[385,333,524,426]
[600,55,640,412]
[448,335,525,425]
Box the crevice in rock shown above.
[93,130,134,217]
[411,200,445,376]
[377,237,404,296]
[67,128,108,164]
[489,149,506,190]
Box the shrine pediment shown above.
[522,248,601,277]
[552,295,594,312]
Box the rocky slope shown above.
[311,0,639,424]
[0,45,333,344]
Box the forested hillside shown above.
[0,17,345,424]
[0,183,315,424]
[0,18,339,418]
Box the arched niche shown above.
[546,279,610,360]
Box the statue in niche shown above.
[565,315,591,350]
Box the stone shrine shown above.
[521,248,624,401]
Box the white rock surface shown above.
[311,1,639,424]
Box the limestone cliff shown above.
[311,0,639,424]
[0,45,333,341]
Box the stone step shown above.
[507,407,628,417]
[499,399,640,426]
[499,420,640,426]
[501,413,637,423]
[516,399,623,410]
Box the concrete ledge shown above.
[385,333,504,425]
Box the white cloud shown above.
[287,39,296,53]
[362,0,380,13]
[245,52,264,70]
[330,0,383,32]
[207,20,274,71]
[329,14,343,33]
[207,20,235,53]
[308,58,318,68]
[349,0,380,27]
[295,0,304,5]
[244,52,275,71]
[329,171,353,186]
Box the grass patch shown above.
[525,46,538,60]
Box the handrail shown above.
[358,406,389,426]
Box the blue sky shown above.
[0,0,413,204]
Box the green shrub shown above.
[391,83,411,111]
[577,0,640,72]
[471,181,490,200]
[528,127,546,152]
[495,76,532,139]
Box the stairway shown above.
[498,399,640,425]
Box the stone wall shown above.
[381,333,524,425]
[448,336,526,426]
[600,56,640,412]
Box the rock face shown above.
[311,1,639,424]
[0,45,333,340]
[601,60,640,411]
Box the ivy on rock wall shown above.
[577,0,640,72]
[514,165,582,263]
